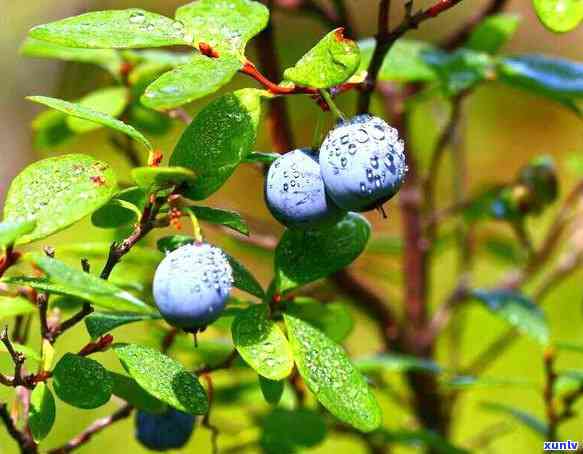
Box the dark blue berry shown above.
[135,408,196,451]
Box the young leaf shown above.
[285,298,354,343]
[481,402,548,436]
[358,38,437,83]
[232,304,294,380]
[67,87,129,133]
[260,408,327,453]
[284,313,382,432]
[0,297,36,319]
[114,343,208,414]
[31,255,150,313]
[189,206,249,236]
[85,312,161,340]
[27,96,152,150]
[376,429,469,454]
[3,154,117,244]
[92,186,146,229]
[53,353,113,409]
[444,375,535,389]
[142,53,242,110]
[471,289,549,345]
[533,0,583,33]
[283,28,360,89]
[175,0,269,55]
[243,151,280,165]
[0,219,36,248]
[276,213,371,293]
[355,353,442,374]
[170,89,262,199]
[259,376,284,406]
[465,13,521,54]
[29,9,188,49]
[131,166,198,191]
[109,372,167,414]
[226,253,265,299]
[29,383,56,442]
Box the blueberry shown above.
[153,243,233,330]
[319,114,407,212]
[265,148,344,228]
[135,408,196,451]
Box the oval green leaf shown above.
[465,13,521,54]
[232,304,293,380]
[533,0,583,32]
[261,408,327,453]
[259,377,284,406]
[131,166,198,191]
[114,343,208,414]
[29,383,56,442]
[3,154,117,244]
[53,353,113,409]
[85,312,161,340]
[286,298,353,343]
[67,87,129,133]
[110,371,167,414]
[189,206,249,236]
[0,219,36,248]
[284,313,382,432]
[91,186,146,229]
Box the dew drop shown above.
[129,11,146,25]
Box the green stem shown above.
[319,89,345,122]
[186,208,204,243]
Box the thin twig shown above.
[543,348,558,441]
[0,403,37,454]
[195,350,239,375]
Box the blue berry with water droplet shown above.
[135,408,196,451]
[319,114,407,212]
[265,148,344,228]
[153,243,233,330]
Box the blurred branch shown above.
[543,348,559,441]
[331,0,355,37]
[0,403,37,454]
[272,0,339,29]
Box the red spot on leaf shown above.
[90,175,106,186]
[199,42,220,58]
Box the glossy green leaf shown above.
[226,253,265,299]
[142,53,241,110]
[533,0,583,32]
[109,371,167,414]
[189,206,249,235]
[481,402,548,436]
[31,109,74,150]
[92,186,146,229]
[114,343,208,414]
[243,151,280,165]
[29,383,56,442]
[170,89,262,199]
[32,255,150,313]
[157,235,195,253]
[284,313,382,432]
[27,96,152,150]
[85,312,161,340]
[276,213,371,293]
[53,353,113,409]
[355,353,442,374]
[284,28,360,89]
[67,87,129,133]
[285,298,354,343]
[123,49,192,67]
[128,104,172,136]
[0,219,36,248]
[131,166,197,191]
[20,37,122,76]
[0,296,36,319]
[175,0,269,55]
[261,408,327,453]
[259,377,284,405]
[232,304,293,380]
[29,9,188,49]
[3,154,117,244]
[471,289,549,345]
[376,429,469,454]
[358,38,437,82]
[466,14,521,54]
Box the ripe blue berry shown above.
[153,243,233,330]
[265,148,344,229]
[319,114,407,212]
[135,408,196,451]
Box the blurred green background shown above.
[1,1,582,453]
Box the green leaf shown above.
[31,255,150,313]
[131,166,198,191]
[128,104,172,136]
[232,304,293,380]
[91,186,146,229]
[29,383,56,442]
[226,253,265,299]
[284,28,360,89]
[377,429,469,454]
[170,89,262,199]
[261,408,327,453]
[533,0,583,32]
[358,38,437,82]
[276,213,371,293]
[284,313,382,432]
[85,312,161,340]
[67,87,129,133]
[481,402,548,436]
[31,110,74,150]
[444,375,535,389]
[555,340,583,353]
[259,377,284,406]
[243,151,280,165]
[554,370,583,395]
[142,53,242,110]
[109,371,167,413]
[0,219,36,248]
[123,49,192,67]
[175,0,269,55]
[0,296,36,319]
[471,289,549,345]
[355,353,442,374]
[114,343,208,414]
[285,298,354,343]
[53,353,113,409]
[20,37,122,76]
[157,235,196,253]
[29,9,188,49]
[3,154,117,244]
[27,96,152,150]
[189,206,249,235]
[465,14,521,54]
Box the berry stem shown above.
[186,208,204,243]
[319,89,345,122]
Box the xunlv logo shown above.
[543,441,579,451]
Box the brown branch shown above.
[0,403,37,454]
[0,246,21,279]
[272,0,339,29]
[543,348,558,441]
